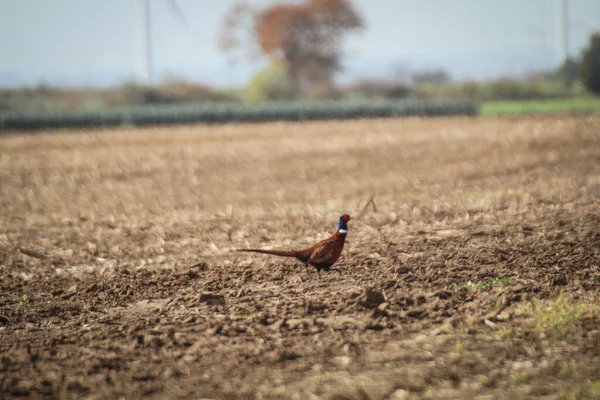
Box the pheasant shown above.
[237,214,351,278]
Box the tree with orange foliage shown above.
[219,0,363,97]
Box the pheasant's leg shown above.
[317,268,321,280]
[304,263,313,280]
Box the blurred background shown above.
[1,0,600,118]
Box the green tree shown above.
[556,58,580,88]
[245,61,297,102]
[580,33,600,95]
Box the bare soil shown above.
[1,116,600,399]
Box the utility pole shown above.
[141,0,153,86]
[556,0,571,88]
[557,0,568,65]
[139,0,188,86]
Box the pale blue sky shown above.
[1,0,599,87]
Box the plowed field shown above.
[1,116,600,399]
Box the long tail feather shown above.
[237,248,299,258]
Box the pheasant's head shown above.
[337,214,351,233]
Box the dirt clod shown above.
[198,292,226,305]
[362,289,387,308]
